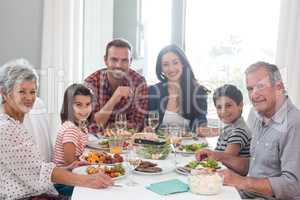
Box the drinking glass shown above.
[125,144,140,186]
[109,136,124,154]
[148,111,159,131]
[115,113,127,132]
[168,124,182,165]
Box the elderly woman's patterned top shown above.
[0,113,57,200]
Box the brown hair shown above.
[104,38,132,57]
[60,83,93,124]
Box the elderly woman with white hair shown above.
[0,59,113,200]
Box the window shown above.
[185,0,280,119]
[139,0,172,85]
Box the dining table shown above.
[71,135,242,200]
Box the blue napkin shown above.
[146,179,189,195]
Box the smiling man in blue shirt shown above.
[196,61,300,200]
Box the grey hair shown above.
[245,61,282,85]
[0,58,39,96]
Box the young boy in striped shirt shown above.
[202,84,252,157]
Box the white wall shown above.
[0,0,43,68]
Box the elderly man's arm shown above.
[196,149,249,175]
[219,170,273,196]
[221,123,300,199]
[266,124,300,199]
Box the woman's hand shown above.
[83,173,114,189]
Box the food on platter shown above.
[198,158,220,169]
[133,132,159,141]
[137,144,170,160]
[134,160,162,173]
[82,151,123,164]
[98,139,129,149]
[86,164,125,178]
[184,159,221,172]
[103,129,132,137]
[177,143,208,153]
[98,140,109,148]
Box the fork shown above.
[112,184,123,187]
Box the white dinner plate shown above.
[175,161,225,176]
[87,140,109,150]
[175,161,227,175]
[87,139,129,152]
[72,165,127,180]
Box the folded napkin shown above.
[146,179,189,195]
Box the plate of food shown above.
[80,151,124,165]
[133,160,174,175]
[175,143,208,154]
[176,158,223,175]
[87,139,130,151]
[103,129,133,138]
[72,164,126,180]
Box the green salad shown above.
[98,140,109,148]
[137,144,171,160]
[185,158,220,170]
[178,143,208,152]
[199,158,220,169]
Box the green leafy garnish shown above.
[179,143,208,152]
[186,160,200,169]
[199,158,220,169]
[137,144,170,160]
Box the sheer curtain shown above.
[276,0,300,107]
[40,0,83,141]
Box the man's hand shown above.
[112,86,132,102]
[218,169,245,189]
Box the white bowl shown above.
[188,173,223,195]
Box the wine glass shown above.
[148,111,159,131]
[168,124,182,165]
[125,144,140,186]
[115,113,127,133]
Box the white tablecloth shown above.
[72,149,241,200]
